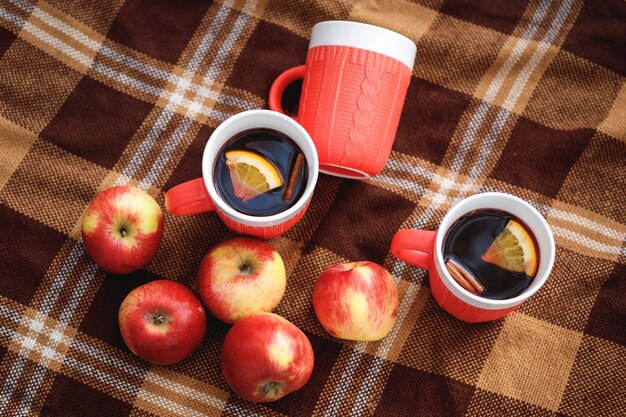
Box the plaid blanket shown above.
[0,0,624,415]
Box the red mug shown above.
[391,193,555,322]
[269,21,416,179]
[165,110,319,239]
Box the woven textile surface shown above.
[0,0,624,415]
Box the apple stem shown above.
[239,263,252,275]
[153,312,165,325]
[261,381,280,397]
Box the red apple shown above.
[197,237,286,323]
[82,185,164,274]
[313,261,398,341]
[119,280,206,365]
[220,312,314,402]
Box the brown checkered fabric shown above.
[1,0,624,415]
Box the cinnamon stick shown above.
[283,153,304,202]
[445,259,485,295]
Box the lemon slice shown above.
[481,219,538,277]
[225,150,283,202]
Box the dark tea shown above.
[213,128,308,216]
[442,209,539,300]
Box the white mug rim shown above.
[201,110,319,227]
[309,20,417,70]
[433,192,555,310]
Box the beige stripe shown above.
[119,116,201,187]
[509,42,559,114]
[0,1,31,33]
[85,66,157,106]
[134,368,227,417]
[8,1,258,125]
[531,0,581,47]
[0,38,84,133]
[7,309,75,373]
[222,0,268,16]
[420,168,482,211]
[550,202,626,242]
[476,109,519,172]
[177,2,223,67]
[475,37,560,116]
[437,100,488,176]
[510,0,549,40]
[134,395,206,417]
[37,2,104,52]
[37,258,93,320]
[135,386,219,417]
[374,157,626,261]
[504,0,581,116]
[523,0,559,44]
[552,225,622,262]
[89,40,169,104]
[262,0,351,39]
[474,35,525,104]
[493,39,539,108]
[460,105,517,175]
[184,7,240,83]
[351,279,430,413]
[19,5,102,74]
[550,216,624,251]
[311,346,369,416]
[478,312,583,411]
[65,341,146,403]
[0,140,110,236]
[77,332,240,414]
[0,297,25,329]
[27,239,84,312]
[18,28,89,73]
[348,0,439,44]
[598,81,626,142]
[43,0,125,34]
[453,0,576,188]
[146,368,228,409]
[379,153,482,203]
[28,15,96,66]
[0,117,37,191]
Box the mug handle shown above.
[391,230,437,270]
[165,178,216,216]
[268,65,306,118]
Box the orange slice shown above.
[225,150,283,202]
[481,219,538,277]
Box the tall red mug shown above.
[269,21,416,179]
[391,193,556,322]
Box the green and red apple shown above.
[119,280,207,365]
[220,312,314,402]
[197,237,286,323]
[81,185,164,274]
[313,261,399,341]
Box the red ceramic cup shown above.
[391,193,555,322]
[165,110,319,239]
[269,21,416,179]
